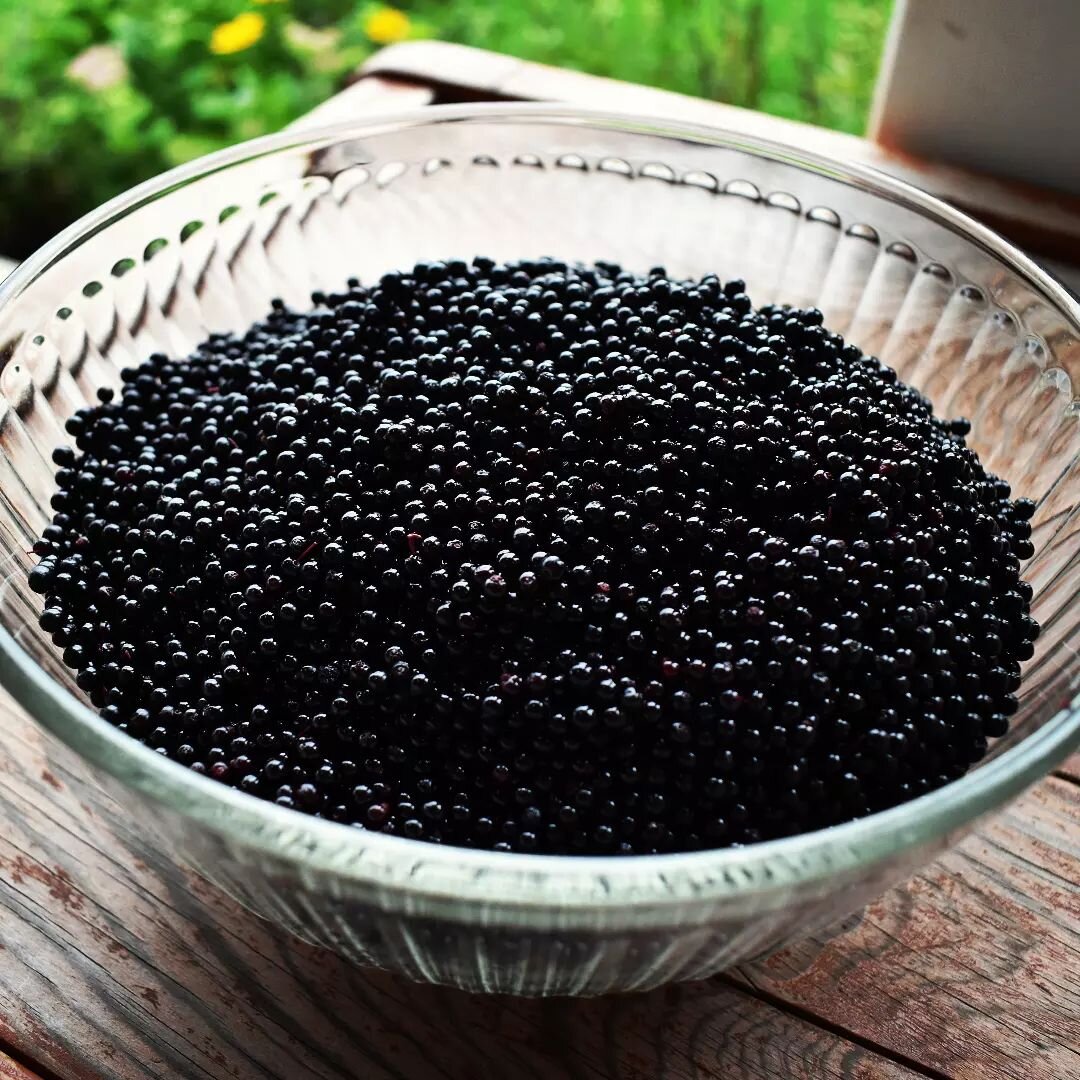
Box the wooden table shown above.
[1,43,1078,1080]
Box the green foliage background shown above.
[0,0,891,257]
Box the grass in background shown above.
[411,0,891,134]
[0,0,892,257]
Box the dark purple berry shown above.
[31,258,1038,855]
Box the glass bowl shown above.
[1,105,1078,997]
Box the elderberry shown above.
[30,258,1038,854]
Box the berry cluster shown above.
[30,258,1038,854]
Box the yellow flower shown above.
[209,12,266,55]
[363,6,411,45]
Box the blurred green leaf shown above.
[0,0,890,257]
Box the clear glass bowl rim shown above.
[1,102,1078,918]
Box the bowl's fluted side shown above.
[1,111,1079,994]
[72,740,945,995]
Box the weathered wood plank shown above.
[285,74,433,131]
[0,690,927,1080]
[739,778,1080,1080]
[0,685,1076,1080]
[359,41,1080,267]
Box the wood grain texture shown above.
[739,778,1080,1080]
[358,42,1080,266]
[0,689,929,1080]
[0,683,1077,1080]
